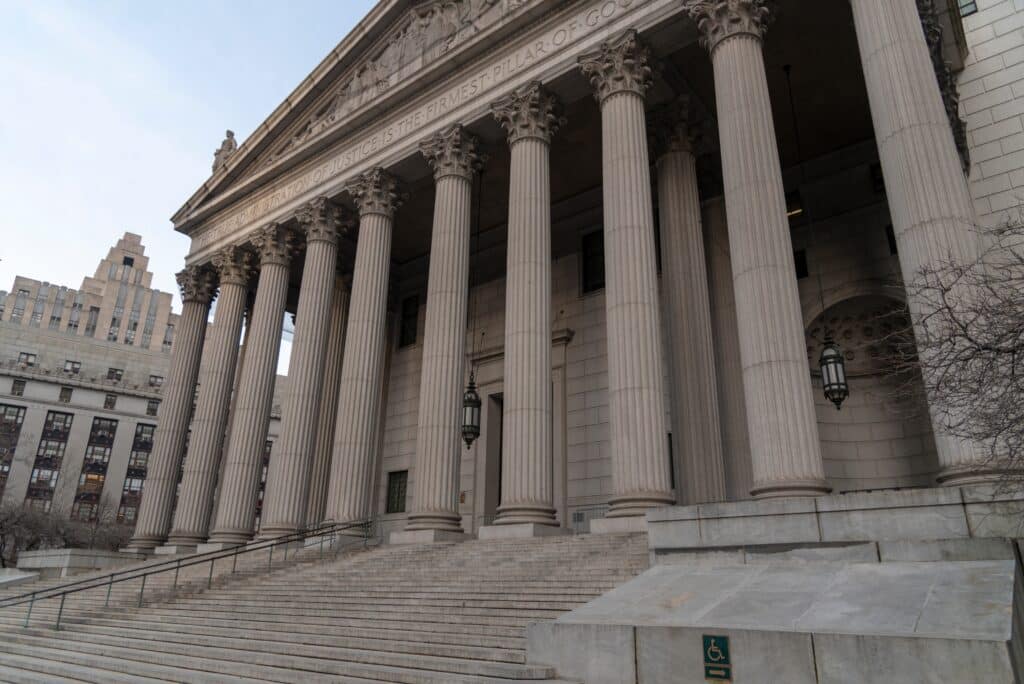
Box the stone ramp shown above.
[529,560,1020,683]
[0,532,648,683]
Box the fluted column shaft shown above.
[491,83,561,526]
[167,249,251,546]
[655,121,727,505]
[406,126,479,533]
[849,0,985,483]
[326,168,401,523]
[260,200,343,537]
[305,275,350,526]
[127,267,213,550]
[208,226,292,544]
[580,31,674,517]
[686,2,828,497]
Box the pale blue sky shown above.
[0,0,376,371]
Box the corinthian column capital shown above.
[176,265,217,304]
[491,82,564,145]
[251,223,297,267]
[648,96,711,159]
[345,168,404,218]
[296,196,351,245]
[419,125,484,181]
[578,29,653,103]
[683,0,772,52]
[211,245,256,288]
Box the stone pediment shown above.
[174,0,535,232]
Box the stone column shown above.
[685,1,829,497]
[305,273,350,526]
[205,224,294,546]
[126,265,214,551]
[396,125,481,543]
[579,30,674,523]
[484,82,563,536]
[650,99,727,505]
[164,246,253,550]
[259,199,348,538]
[849,0,988,484]
[325,168,402,524]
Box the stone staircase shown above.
[0,532,648,682]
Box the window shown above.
[0,404,27,499]
[10,289,29,323]
[794,249,809,280]
[122,256,135,267]
[581,230,605,294]
[10,380,25,397]
[104,394,117,410]
[107,367,123,382]
[162,324,174,352]
[959,0,978,17]
[885,225,899,256]
[59,386,73,403]
[84,306,100,337]
[399,296,419,347]
[146,399,160,417]
[148,375,163,388]
[64,360,81,374]
[17,352,36,367]
[386,470,408,514]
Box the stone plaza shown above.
[2,0,1024,681]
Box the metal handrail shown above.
[3,518,374,630]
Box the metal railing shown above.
[1,518,376,631]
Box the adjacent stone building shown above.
[120,0,1019,555]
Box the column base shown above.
[204,529,254,546]
[493,504,558,526]
[936,465,1015,487]
[750,480,832,499]
[478,523,569,540]
[124,535,163,553]
[589,516,648,535]
[153,544,197,556]
[196,541,245,553]
[606,493,675,518]
[390,529,468,545]
[405,511,464,533]
[253,525,302,542]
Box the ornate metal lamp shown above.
[819,332,849,410]
[462,371,481,449]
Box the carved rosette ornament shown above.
[419,125,484,181]
[211,246,256,288]
[176,265,217,304]
[683,0,772,52]
[578,30,654,103]
[345,167,405,218]
[295,196,347,245]
[491,82,565,145]
[251,223,297,267]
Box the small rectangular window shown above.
[885,225,899,256]
[59,387,73,403]
[146,399,160,417]
[386,470,408,514]
[399,296,419,348]
[104,394,117,410]
[11,379,26,397]
[122,256,135,267]
[64,360,81,374]
[959,0,978,17]
[17,352,36,367]
[107,368,123,382]
[794,249,809,280]
[581,230,605,294]
[148,375,163,388]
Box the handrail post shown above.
[207,557,214,589]
[23,592,35,628]
[104,575,113,608]
[138,574,147,608]
[231,551,238,575]
[268,544,273,571]
[55,594,66,631]
[172,559,180,595]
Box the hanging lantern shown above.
[819,332,849,410]
[462,372,481,449]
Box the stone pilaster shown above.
[401,125,481,539]
[650,99,727,505]
[325,168,402,523]
[305,272,350,526]
[849,0,989,484]
[259,199,348,538]
[685,0,829,497]
[488,83,563,528]
[127,265,215,551]
[579,30,674,517]
[165,246,253,547]
[207,224,295,545]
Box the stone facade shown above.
[118,0,1018,552]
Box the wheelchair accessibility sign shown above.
[702,635,731,681]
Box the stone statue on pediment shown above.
[212,130,237,173]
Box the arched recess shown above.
[805,294,939,492]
